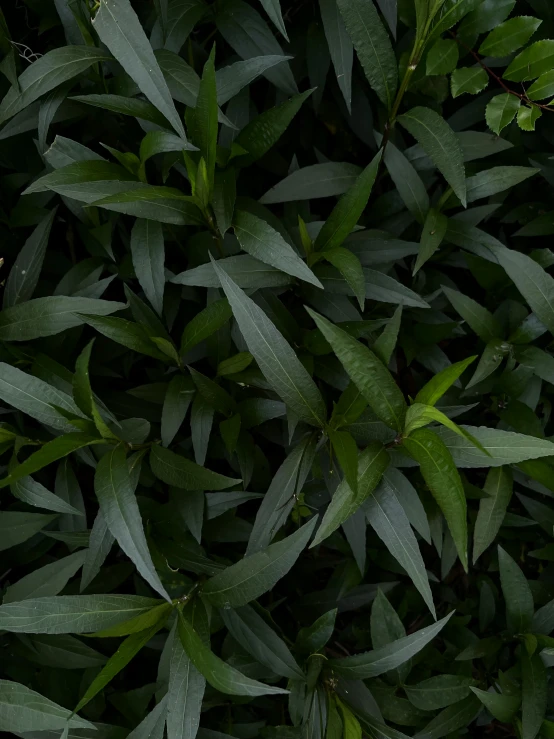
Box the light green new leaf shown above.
[0,594,161,634]
[0,295,126,341]
[490,245,554,336]
[95,446,170,601]
[203,517,317,607]
[403,428,468,571]
[150,444,241,490]
[3,209,56,309]
[517,105,542,131]
[314,152,380,253]
[398,107,466,207]
[498,545,533,633]
[0,46,112,125]
[312,442,389,546]
[0,680,94,732]
[187,46,217,191]
[485,93,520,134]
[306,308,406,430]
[405,403,488,455]
[92,0,187,140]
[234,210,322,287]
[0,434,104,489]
[177,612,288,696]
[415,356,476,406]
[131,219,165,317]
[212,258,327,426]
[222,605,304,679]
[336,0,397,109]
[473,467,513,563]
[479,16,541,57]
[328,612,453,679]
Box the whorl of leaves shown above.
[1,0,554,737]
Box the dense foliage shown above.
[4,0,554,737]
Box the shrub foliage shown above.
[2,0,554,737]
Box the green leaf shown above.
[212,258,327,426]
[234,210,322,288]
[328,612,453,679]
[414,208,447,274]
[78,314,167,360]
[92,0,187,140]
[215,55,292,106]
[517,105,542,131]
[81,510,114,591]
[470,687,519,723]
[373,304,402,366]
[504,39,554,81]
[324,247,365,310]
[203,518,317,607]
[485,93,520,134]
[3,209,56,309]
[74,609,170,712]
[329,429,359,495]
[415,695,482,739]
[0,594,161,634]
[0,434,104,489]
[480,16,541,57]
[426,38,459,75]
[177,612,289,696]
[403,428,468,571]
[12,475,84,516]
[451,67,489,97]
[473,467,513,564]
[415,356,477,406]
[442,285,502,342]
[150,444,241,490]
[490,245,554,335]
[312,441,389,546]
[521,650,547,739]
[0,295,125,341]
[213,168,236,235]
[187,46,217,191]
[89,187,204,225]
[406,676,475,711]
[0,511,57,552]
[383,141,429,224]
[306,308,406,430]
[222,604,304,679]
[336,0,398,109]
[0,680,94,732]
[314,153,380,253]
[260,163,361,204]
[405,403,488,454]
[319,0,353,111]
[257,0,288,38]
[466,166,538,203]
[4,550,85,603]
[0,46,112,125]
[72,93,176,129]
[397,107,467,207]
[235,89,313,165]
[180,299,232,355]
[365,477,436,617]
[498,545,534,637]
[161,374,194,447]
[435,425,554,467]
[73,340,117,439]
[95,445,170,601]
[527,70,554,100]
[130,219,165,317]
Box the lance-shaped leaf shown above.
[415,356,477,406]
[212,258,327,427]
[95,445,170,601]
[130,219,165,317]
[0,680,95,732]
[92,0,187,141]
[177,612,289,696]
[150,444,241,490]
[327,612,453,679]
[522,650,547,739]
[473,466,513,563]
[306,307,406,430]
[203,517,317,607]
[336,0,397,109]
[403,428,468,571]
[398,107,467,207]
[404,403,488,455]
[186,46,217,191]
[0,594,161,634]
[498,545,533,634]
[434,426,554,467]
[312,442,389,546]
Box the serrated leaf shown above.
[485,93,520,134]
[504,39,554,81]
[480,16,541,57]
[451,67,488,97]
